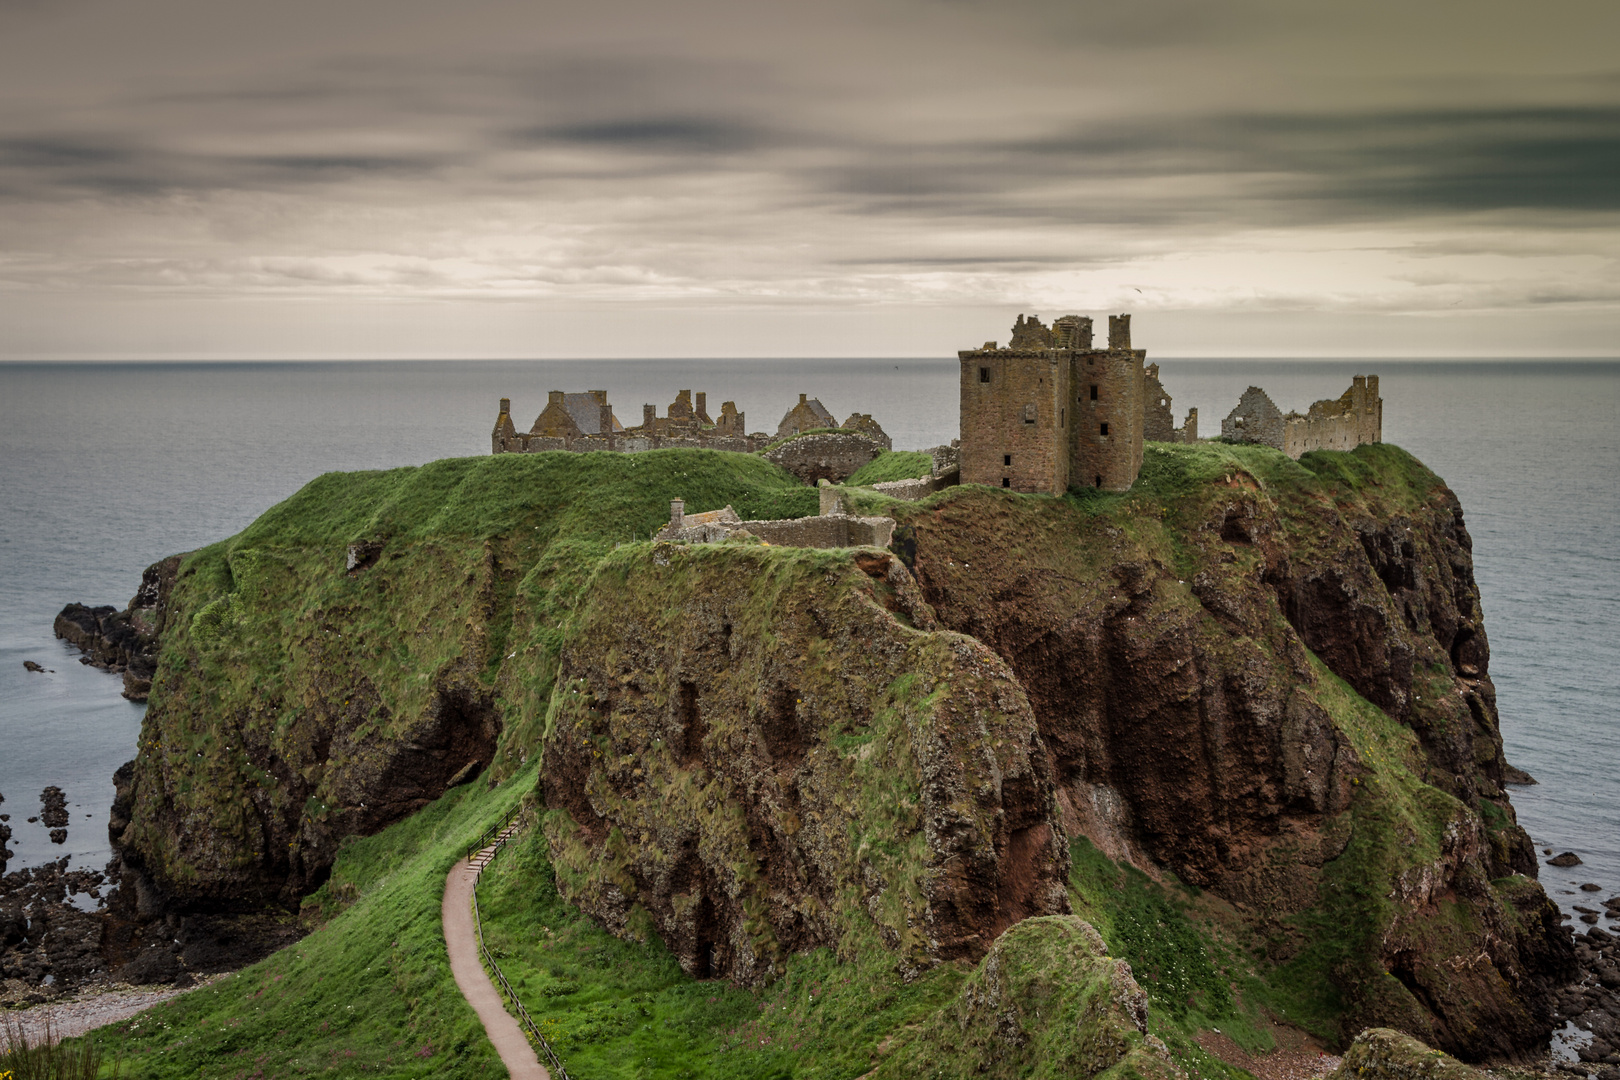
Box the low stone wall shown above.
[870,470,959,501]
[764,432,883,485]
[744,515,895,549]
[496,432,767,454]
[656,510,895,550]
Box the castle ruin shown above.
[1221,376,1381,458]
[492,388,890,461]
[958,312,1174,494]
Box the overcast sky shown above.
[1,0,1616,358]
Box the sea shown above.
[1,358,1616,926]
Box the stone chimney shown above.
[696,391,706,414]
[643,403,656,426]
[670,499,685,529]
[1108,314,1132,350]
[548,390,565,406]
[499,397,510,416]
[590,389,607,405]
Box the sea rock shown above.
[1584,883,1603,891]
[1551,852,1585,867]
[53,553,182,702]
[22,660,49,674]
[1502,763,1537,785]
[40,786,69,828]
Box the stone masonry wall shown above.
[1221,387,1286,449]
[1143,364,1177,443]
[1070,348,1146,491]
[763,431,883,485]
[1281,376,1383,458]
[957,350,1070,495]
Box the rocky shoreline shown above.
[1551,924,1620,1078]
[51,553,182,701]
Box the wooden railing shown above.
[469,808,574,1080]
[466,802,522,863]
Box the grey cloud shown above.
[807,106,1620,228]
[515,116,771,155]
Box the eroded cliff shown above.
[102,441,1570,1062]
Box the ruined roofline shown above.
[952,348,1146,361]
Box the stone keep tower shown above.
[958,312,1146,495]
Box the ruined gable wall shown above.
[1142,364,1177,443]
[531,392,585,439]
[492,398,518,453]
[1221,387,1286,449]
[958,350,1070,495]
[1069,348,1145,491]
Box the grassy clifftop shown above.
[91,440,1573,1077]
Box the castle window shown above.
[1002,478,1011,488]
[1004,454,1012,466]
[1023,404,1036,425]
[1095,474,1103,487]
[1061,408,1065,427]
[979,367,990,383]
[1100,422,1109,436]
[1090,385,1098,401]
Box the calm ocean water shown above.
[1,358,1616,922]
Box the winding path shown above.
[443,846,550,1080]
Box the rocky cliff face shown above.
[541,544,1069,983]
[882,443,1569,1057]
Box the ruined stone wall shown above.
[656,510,895,550]
[763,431,882,485]
[957,350,1070,495]
[1142,364,1177,443]
[1181,407,1198,443]
[492,398,518,454]
[841,413,893,451]
[1281,375,1383,458]
[1069,348,1146,491]
[870,474,957,501]
[1221,387,1286,449]
[742,515,895,549]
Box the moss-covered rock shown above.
[1329,1028,1482,1080]
[871,915,1184,1080]
[541,543,1070,983]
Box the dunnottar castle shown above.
[489,312,1381,511]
